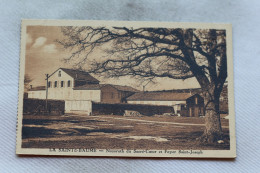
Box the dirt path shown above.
[98,116,229,129]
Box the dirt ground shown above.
[22,114,230,150]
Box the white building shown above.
[28,68,101,102]
[28,68,138,103]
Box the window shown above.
[48,81,51,88]
[58,71,61,77]
[54,81,58,88]
[111,93,114,99]
[61,81,64,88]
[68,80,71,87]
[189,107,193,117]
[195,97,198,104]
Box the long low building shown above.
[126,91,204,117]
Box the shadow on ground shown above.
[22,126,130,139]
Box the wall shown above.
[28,90,46,99]
[65,100,92,115]
[120,91,136,103]
[29,89,101,101]
[73,90,101,102]
[92,102,174,116]
[186,94,204,117]
[48,69,75,88]
[47,69,74,100]
[100,85,121,103]
[23,98,65,115]
[100,85,136,103]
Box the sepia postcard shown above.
[16,20,236,158]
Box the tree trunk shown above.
[199,85,223,143]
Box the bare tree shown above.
[58,26,227,143]
[24,74,32,90]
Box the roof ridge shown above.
[60,68,90,73]
[126,91,194,101]
[48,68,99,84]
[153,88,202,91]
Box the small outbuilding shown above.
[186,94,205,117]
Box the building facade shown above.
[28,68,138,103]
[185,94,204,117]
[126,91,205,117]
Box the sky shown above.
[25,25,200,91]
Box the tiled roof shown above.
[60,68,99,83]
[73,84,139,92]
[154,88,202,93]
[73,84,105,90]
[126,91,193,101]
[110,85,139,92]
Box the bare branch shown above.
[58,26,227,91]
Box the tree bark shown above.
[199,85,223,143]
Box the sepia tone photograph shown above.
[16,20,235,158]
